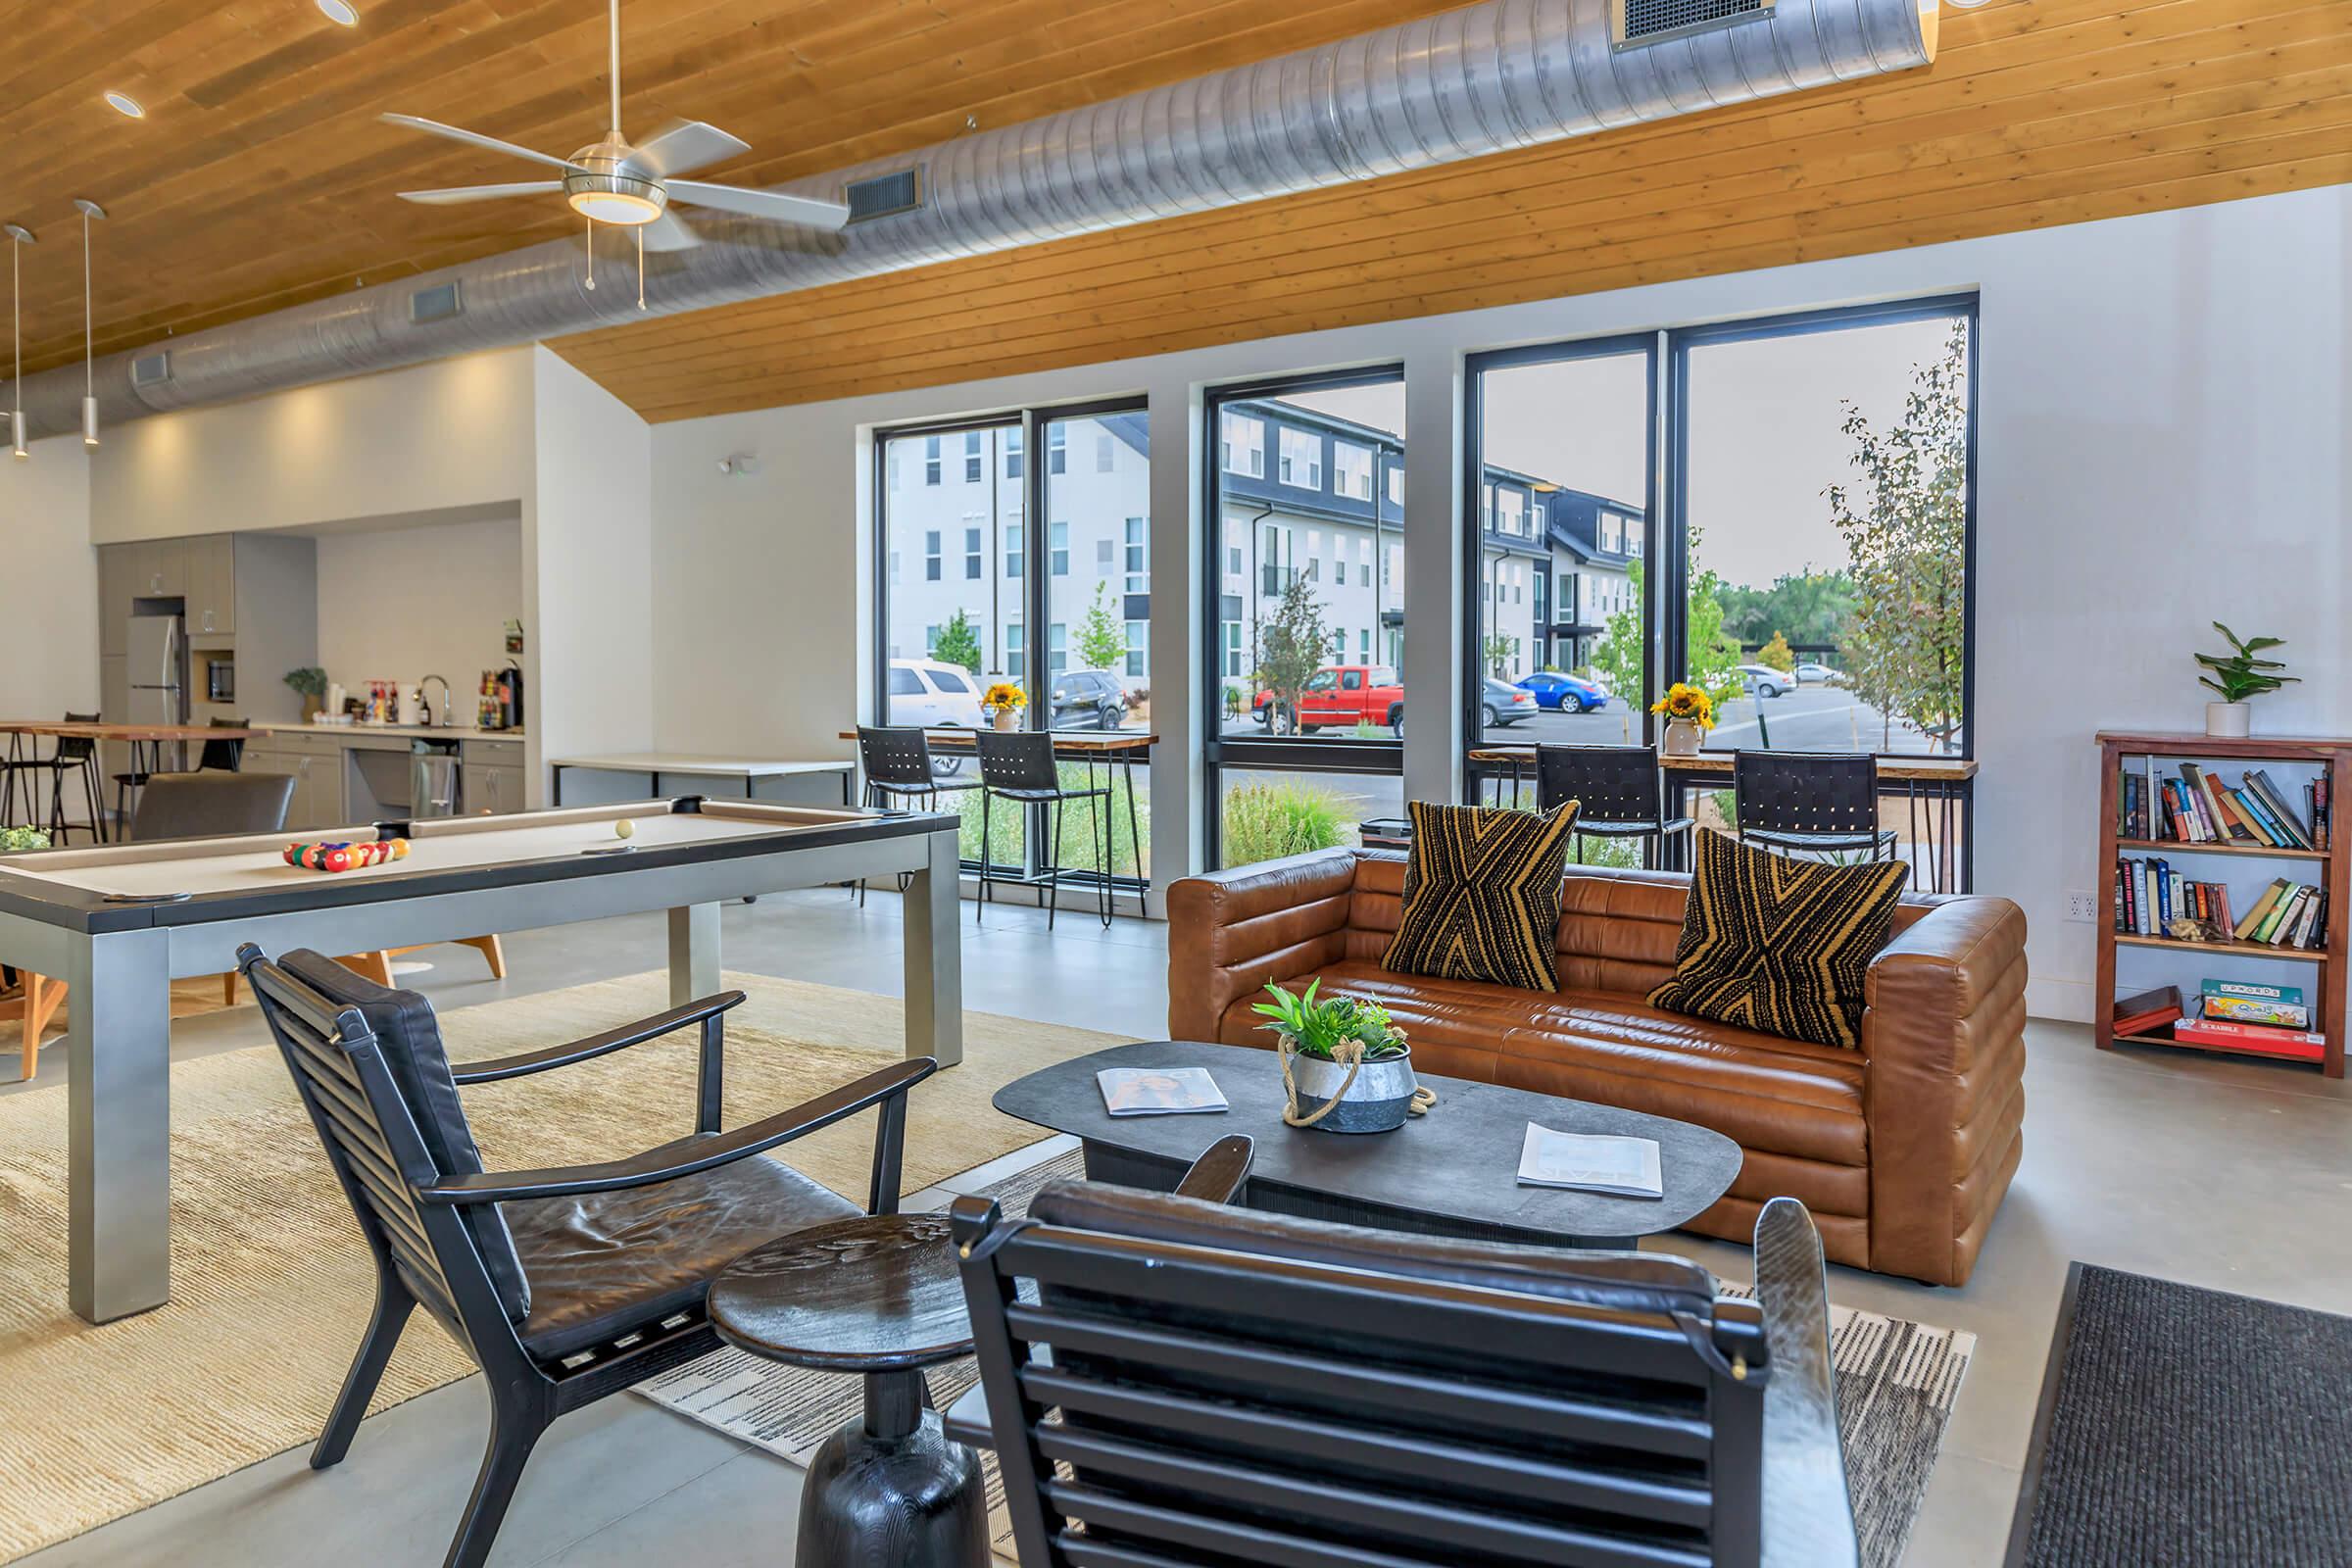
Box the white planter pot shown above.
[2205,701,2251,739]
[1661,718,1704,757]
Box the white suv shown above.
[886,659,986,727]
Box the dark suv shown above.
[1050,669,1130,729]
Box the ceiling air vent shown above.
[409,280,464,325]
[130,351,172,387]
[844,167,923,224]
[1613,0,1771,47]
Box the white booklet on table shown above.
[1097,1066,1229,1117]
[1518,1122,1664,1199]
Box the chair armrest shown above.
[1172,1135,1253,1204]
[1859,897,2030,1285]
[451,991,747,1083]
[1166,850,1358,1043]
[1753,1198,1857,1568]
[419,1056,935,1204]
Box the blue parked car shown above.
[1516,672,1608,711]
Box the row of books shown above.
[2113,982,2325,1062]
[2112,858,2328,949]
[2117,760,2328,852]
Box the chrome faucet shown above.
[419,673,451,728]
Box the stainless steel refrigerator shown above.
[126,611,189,739]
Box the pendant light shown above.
[4,221,29,461]
[75,200,106,449]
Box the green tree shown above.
[1482,633,1520,678]
[1251,575,1332,735]
[1717,569,1855,652]
[1590,530,1743,711]
[1075,581,1129,671]
[1825,322,1969,753]
[1757,631,1795,673]
[931,607,982,674]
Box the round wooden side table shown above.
[708,1213,986,1568]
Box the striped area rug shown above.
[640,1150,1974,1568]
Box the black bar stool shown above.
[33,714,107,845]
[974,729,1111,929]
[1733,751,1899,867]
[855,726,974,906]
[197,715,248,771]
[1535,744,1693,866]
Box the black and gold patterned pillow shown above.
[1648,829,1908,1051]
[1382,800,1579,993]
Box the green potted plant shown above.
[284,665,328,720]
[2195,622,2296,738]
[0,826,51,854]
[1251,978,1420,1134]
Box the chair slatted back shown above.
[858,725,939,794]
[198,715,246,771]
[977,727,1060,792]
[957,1184,1768,1568]
[1538,744,1664,825]
[1732,752,1879,839]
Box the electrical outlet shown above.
[2064,891,2101,923]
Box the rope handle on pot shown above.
[1279,1035,1438,1127]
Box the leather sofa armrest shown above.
[1859,896,2029,1284]
[1166,850,1358,1043]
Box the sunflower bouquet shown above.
[981,681,1027,711]
[1650,682,1716,730]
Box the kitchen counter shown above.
[252,722,526,741]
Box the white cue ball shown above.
[613,818,636,840]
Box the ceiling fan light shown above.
[317,0,360,23]
[568,189,662,225]
[104,91,145,120]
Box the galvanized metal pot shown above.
[1281,1044,1420,1135]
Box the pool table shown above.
[0,798,962,1324]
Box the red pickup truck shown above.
[1252,664,1404,735]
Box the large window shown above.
[1464,298,1976,882]
[875,400,1150,888]
[1204,368,1405,869]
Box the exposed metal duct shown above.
[15,0,1938,435]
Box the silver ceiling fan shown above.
[380,0,848,254]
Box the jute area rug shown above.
[0,971,1113,1564]
[647,1150,1977,1568]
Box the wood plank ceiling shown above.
[0,0,1469,376]
[549,0,2352,421]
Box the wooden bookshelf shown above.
[2096,731,2350,1077]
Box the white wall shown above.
[89,349,535,541]
[526,348,654,792]
[313,514,523,698]
[646,183,2352,1018]
[0,434,99,730]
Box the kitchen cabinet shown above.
[98,546,136,658]
[128,538,191,600]
[244,747,339,832]
[463,761,525,815]
[188,535,234,636]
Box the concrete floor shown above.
[14,886,2352,1567]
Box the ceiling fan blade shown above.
[639,212,703,251]
[667,180,851,231]
[380,113,581,174]
[627,120,752,178]
[396,181,565,205]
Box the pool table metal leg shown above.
[68,926,172,1324]
[668,903,721,1007]
[903,828,963,1068]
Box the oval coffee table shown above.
[996,1040,1743,1249]
[708,1213,986,1568]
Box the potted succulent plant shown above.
[2195,622,2296,738]
[1252,978,1421,1134]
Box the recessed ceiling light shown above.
[103,91,145,119]
[316,0,359,24]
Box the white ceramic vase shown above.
[2205,701,2251,739]
[1662,717,1703,757]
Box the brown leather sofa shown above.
[1167,848,2028,1287]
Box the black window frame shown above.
[1201,365,1405,870]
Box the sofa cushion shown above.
[1383,800,1578,992]
[1264,959,1867,1169]
[1647,830,1908,1051]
